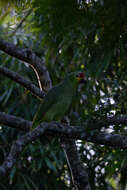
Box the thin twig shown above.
[10,8,33,37]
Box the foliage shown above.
[0,0,127,189]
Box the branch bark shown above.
[61,138,91,190]
[0,123,48,177]
[0,66,45,98]
[0,112,31,131]
[0,37,52,92]
[99,115,127,126]
[1,112,127,149]
[0,120,127,178]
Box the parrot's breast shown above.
[32,78,76,129]
[43,92,73,121]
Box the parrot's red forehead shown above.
[79,72,85,78]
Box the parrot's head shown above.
[75,72,86,84]
[66,71,86,86]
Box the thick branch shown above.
[0,37,52,91]
[100,115,127,126]
[0,120,127,177]
[0,66,45,98]
[61,138,90,190]
[1,112,127,149]
[1,112,127,178]
[60,121,90,190]
[0,112,30,131]
[1,111,127,132]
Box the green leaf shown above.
[9,166,16,184]
[45,157,57,172]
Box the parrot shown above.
[32,71,86,129]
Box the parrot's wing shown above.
[32,83,64,129]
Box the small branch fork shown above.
[0,37,52,92]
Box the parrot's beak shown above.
[76,72,87,84]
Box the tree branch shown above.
[0,120,127,178]
[0,112,31,131]
[0,66,45,98]
[0,37,52,91]
[1,112,127,148]
[0,123,48,177]
[100,115,127,126]
[61,138,91,190]
[1,111,127,185]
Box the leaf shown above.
[27,176,39,190]
[20,173,31,190]
[9,166,16,184]
[3,87,13,105]
[96,52,112,78]
[45,157,57,172]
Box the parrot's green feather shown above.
[32,72,81,129]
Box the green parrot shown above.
[32,72,86,129]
